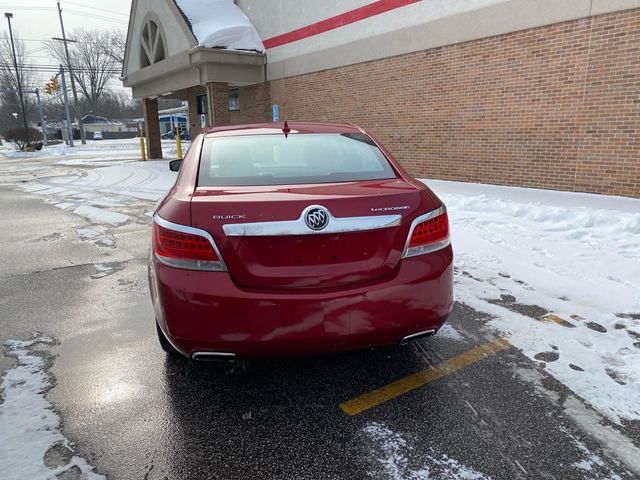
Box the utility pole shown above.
[4,12,28,132]
[59,65,74,147]
[56,1,86,144]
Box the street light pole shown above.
[56,1,86,144]
[4,12,28,132]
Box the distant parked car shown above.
[149,122,453,360]
[93,131,103,140]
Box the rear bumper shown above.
[149,246,453,358]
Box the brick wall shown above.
[233,8,639,198]
[206,82,231,126]
[230,83,272,125]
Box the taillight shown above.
[152,217,226,271]
[402,207,450,258]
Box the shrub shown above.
[4,127,43,151]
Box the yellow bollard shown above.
[175,129,183,160]
[139,137,146,161]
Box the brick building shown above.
[122,0,640,198]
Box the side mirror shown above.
[169,159,182,172]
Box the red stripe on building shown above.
[262,0,421,49]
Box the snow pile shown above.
[15,141,178,248]
[570,435,621,478]
[0,335,105,480]
[0,138,184,160]
[0,139,140,159]
[74,205,129,226]
[20,161,176,231]
[362,422,490,479]
[49,162,175,202]
[91,263,114,279]
[175,0,265,52]
[437,324,464,341]
[425,179,640,424]
[77,227,102,240]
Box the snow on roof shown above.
[174,0,265,53]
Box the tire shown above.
[156,321,181,357]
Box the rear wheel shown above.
[156,321,181,357]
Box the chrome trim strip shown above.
[192,351,237,361]
[401,205,450,258]
[400,328,437,345]
[153,214,227,271]
[403,238,451,258]
[223,205,401,237]
[153,253,226,272]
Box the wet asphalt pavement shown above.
[1,155,639,480]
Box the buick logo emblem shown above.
[304,207,329,231]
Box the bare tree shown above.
[0,32,37,133]
[103,31,126,66]
[45,28,120,111]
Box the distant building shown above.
[133,106,190,139]
[79,114,136,139]
[122,0,640,198]
[81,114,110,125]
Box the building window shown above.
[196,94,208,115]
[140,19,166,68]
[228,89,239,111]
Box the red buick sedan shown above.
[149,122,453,360]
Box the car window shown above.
[198,133,397,186]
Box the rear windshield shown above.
[197,133,397,186]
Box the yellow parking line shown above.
[542,314,575,328]
[340,337,511,416]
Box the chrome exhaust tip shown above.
[191,351,236,361]
[400,328,437,345]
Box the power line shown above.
[61,1,129,17]
[12,62,121,73]
[19,68,121,72]
[96,24,129,34]
[64,8,127,23]
[0,5,128,22]
[17,67,121,74]
[16,61,120,68]
[15,33,127,45]
[0,6,56,11]
[61,1,129,16]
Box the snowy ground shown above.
[0,335,105,480]
[3,140,179,246]
[0,137,185,161]
[6,142,640,426]
[1,140,639,478]
[21,161,175,226]
[362,422,491,480]
[429,180,640,425]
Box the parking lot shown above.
[1,145,639,480]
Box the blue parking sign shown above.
[272,104,279,122]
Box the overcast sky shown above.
[1,0,132,92]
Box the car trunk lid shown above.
[190,179,438,289]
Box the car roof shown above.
[204,122,365,137]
